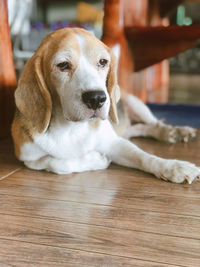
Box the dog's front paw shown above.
[175,126,197,142]
[158,160,200,184]
[156,122,196,143]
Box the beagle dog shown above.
[12,28,200,184]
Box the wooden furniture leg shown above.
[0,0,17,139]
[102,0,148,101]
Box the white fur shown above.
[112,44,120,62]
[21,32,200,184]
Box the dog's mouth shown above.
[63,110,105,122]
[62,99,109,122]
[90,114,97,119]
[89,109,108,120]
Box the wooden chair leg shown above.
[0,0,17,139]
[123,0,148,101]
[102,0,147,100]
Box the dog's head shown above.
[15,28,120,133]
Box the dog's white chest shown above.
[34,120,102,159]
[20,119,115,162]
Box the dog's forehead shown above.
[54,30,109,58]
[58,32,80,52]
[74,33,109,56]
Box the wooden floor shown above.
[0,133,200,266]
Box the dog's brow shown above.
[52,50,77,65]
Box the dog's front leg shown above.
[24,151,110,174]
[103,137,200,184]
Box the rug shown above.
[147,103,200,128]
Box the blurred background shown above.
[8,0,104,75]
[7,0,200,106]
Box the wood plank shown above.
[0,194,199,240]
[0,138,22,179]
[4,165,200,198]
[132,134,200,163]
[1,167,200,217]
[0,239,176,267]
[0,214,199,266]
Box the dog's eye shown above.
[57,61,71,71]
[98,59,108,68]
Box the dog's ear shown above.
[107,49,120,124]
[15,55,52,133]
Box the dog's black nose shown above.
[82,91,107,110]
